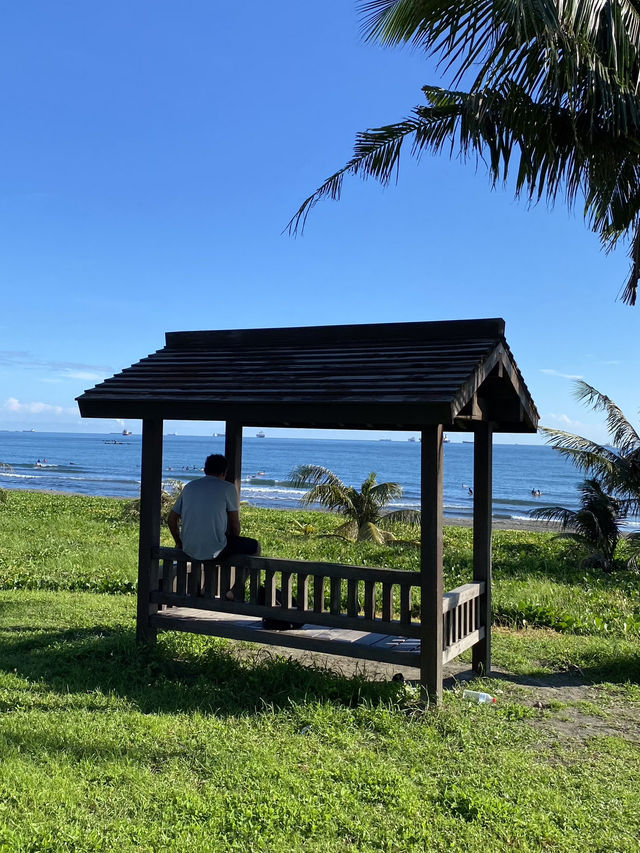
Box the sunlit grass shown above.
[1,490,640,850]
[1,591,639,852]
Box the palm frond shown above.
[298,483,353,513]
[356,521,395,543]
[573,381,640,452]
[290,464,348,490]
[286,115,425,235]
[369,480,404,505]
[380,508,422,526]
[539,426,623,485]
[289,0,640,302]
[529,505,578,526]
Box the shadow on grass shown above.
[0,625,408,715]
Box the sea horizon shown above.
[1,429,620,528]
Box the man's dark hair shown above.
[204,454,228,476]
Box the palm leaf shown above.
[289,0,640,303]
[573,380,640,453]
[356,521,396,543]
[380,508,422,526]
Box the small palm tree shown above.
[530,478,625,572]
[290,464,419,543]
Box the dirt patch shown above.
[230,643,640,743]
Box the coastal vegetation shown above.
[289,0,640,304]
[0,489,639,850]
[290,464,420,543]
[536,380,640,570]
[531,478,625,572]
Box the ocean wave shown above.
[0,472,38,480]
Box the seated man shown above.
[167,453,260,597]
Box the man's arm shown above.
[227,510,241,538]
[167,510,182,549]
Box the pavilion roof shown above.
[77,318,538,432]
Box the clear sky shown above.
[1,1,637,445]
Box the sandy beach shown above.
[444,515,561,533]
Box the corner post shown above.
[136,418,163,644]
[224,421,243,499]
[420,424,444,704]
[472,422,493,674]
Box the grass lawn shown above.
[0,491,639,852]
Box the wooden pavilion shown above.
[77,318,538,701]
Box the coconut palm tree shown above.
[540,380,640,514]
[288,0,640,304]
[290,464,419,543]
[530,478,625,571]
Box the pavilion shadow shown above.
[0,625,407,715]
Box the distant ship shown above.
[256,431,266,438]
[212,432,225,437]
[122,429,132,436]
[408,436,417,442]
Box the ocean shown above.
[0,430,620,527]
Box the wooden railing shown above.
[152,547,422,637]
[442,582,485,664]
[150,547,485,663]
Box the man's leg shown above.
[219,535,261,599]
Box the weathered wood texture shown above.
[136,419,163,643]
[472,424,493,674]
[149,608,423,668]
[76,319,538,432]
[153,549,422,638]
[420,426,444,702]
[77,319,538,698]
[224,421,243,498]
[152,549,485,667]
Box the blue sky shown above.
[0,1,637,444]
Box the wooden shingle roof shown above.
[77,318,538,432]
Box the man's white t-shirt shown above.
[173,476,239,560]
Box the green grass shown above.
[1,591,640,852]
[1,491,640,851]
[2,492,638,639]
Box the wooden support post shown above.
[224,421,243,500]
[137,418,163,643]
[472,423,493,675]
[420,425,444,704]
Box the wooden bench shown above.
[148,548,485,669]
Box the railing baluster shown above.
[220,562,232,598]
[187,560,201,597]
[282,571,293,609]
[162,558,176,594]
[264,568,277,606]
[347,579,359,616]
[400,583,411,624]
[313,576,325,613]
[249,567,261,604]
[176,559,187,595]
[297,573,309,611]
[363,580,375,620]
[382,582,393,623]
[329,577,342,615]
[202,560,215,598]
